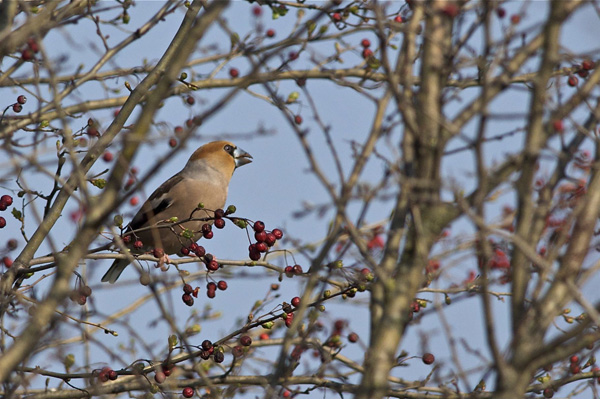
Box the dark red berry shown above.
[255,230,267,242]
[294,115,303,125]
[362,48,373,58]
[289,51,298,61]
[543,388,554,398]
[217,280,227,290]
[272,228,283,240]
[17,95,27,104]
[422,353,435,365]
[182,293,194,306]
[553,119,564,133]
[570,355,579,364]
[568,75,579,87]
[0,217,6,228]
[256,242,268,253]
[284,265,294,277]
[249,248,261,261]
[169,138,178,147]
[252,5,262,16]
[12,104,22,113]
[232,345,244,357]
[265,233,277,246]
[582,59,595,70]
[510,14,520,24]
[253,221,265,232]
[21,49,33,61]
[102,152,113,162]
[266,28,275,37]
[214,351,224,363]
[185,96,195,105]
[153,248,165,259]
[361,38,371,48]
[108,370,118,380]
[348,332,359,343]
[293,264,303,274]
[240,335,252,346]
[1,195,13,206]
[183,284,193,294]
[229,68,239,78]
[214,218,225,229]
[214,208,225,218]
[207,282,217,291]
[194,245,206,257]
[201,340,213,351]
[133,240,143,249]
[180,246,190,256]
[203,230,213,239]
[496,7,506,18]
[207,260,219,271]
[291,296,301,307]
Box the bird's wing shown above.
[129,174,184,231]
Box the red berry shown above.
[0,217,6,228]
[232,345,244,357]
[422,352,435,365]
[185,96,195,105]
[180,246,190,256]
[332,12,342,22]
[207,260,219,271]
[252,5,262,16]
[214,351,224,363]
[240,335,252,346]
[294,115,303,125]
[260,333,269,340]
[217,280,227,290]
[7,239,17,250]
[249,248,261,261]
[496,7,506,18]
[207,289,216,299]
[291,296,301,307]
[283,390,291,398]
[255,242,268,252]
[284,265,294,277]
[334,319,345,331]
[214,218,225,229]
[102,152,113,162]
[201,340,213,350]
[543,388,554,398]
[510,14,520,24]
[182,293,194,306]
[272,228,283,240]
[229,68,239,78]
[133,240,143,249]
[552,119,564,133]
[362,48,373,58]
[21,49,33,61]
[568,75,579,87]
[17,95,27,104]
[293,264,303,274]
[361,39,371,48]
[442,4,459,18]
[27,38,39,53]
[577,69,589,78]
[255,230,267,242]
[183,283,193,294]
[265,233,277,247]
[129,196,139,206]
[194,245,206,257]
[266,28,275,38]
[1,195,13,206]
[348,332,358,343]
[570,363,581,374]
[393,15,403,23]
[203,230,213,239]
[214,208,225,218]
[285,312,294,327]
[570,355,579,364]
[582,59,595,70]
[288,51,298,61]
[12,104,22,113]
[2,257,13,268]
[108,370,118,380]
[169,138,177,147]
[253,220,265,232]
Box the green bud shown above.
[91,179,106,189]
[226,204,237,214]
[445,294,452,305]
[180,72,188,80]
[181,229,194,239]
[63,354,75,370]
[323,290,331,298]
[262,321,274,329]
[318,305,325,312]
[168,217,178,223]
[234,219,247,229]
[11,208,22,221]
[197,202,205,209]
[168,334,178,350]
[122,13,130,24]
[113,214,124,227]
[286,91,300,104]
[39,120,49,128]
[319,25,328,34]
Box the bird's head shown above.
[186,141,252,177]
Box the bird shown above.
[101,140,252,283]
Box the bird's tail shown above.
[101,258,130,283]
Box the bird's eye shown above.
[224,144,234,154]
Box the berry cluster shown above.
[284,264,303,277]
[198,339,225,363]
[182,283,199,306]
[360,38,373,59]
[0,194,13,229]
[21,37,40,61]
[10,95,27,113]
[568,59,595,87]
[206,279,227,299]
[232,334,252,358]
[248,221,283,261]
[96,366,118,383]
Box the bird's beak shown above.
[234,147,253,168]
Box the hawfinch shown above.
[101,141,252,283]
